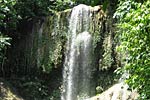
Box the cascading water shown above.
[61,4,94,100]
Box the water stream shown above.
[61,4,94,100]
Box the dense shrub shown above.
[114,0,150,99]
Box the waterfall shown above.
[61,4,94,100]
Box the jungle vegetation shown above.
[0,0,150,99]
[114,0,150,99]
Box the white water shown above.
[61,4,94,100]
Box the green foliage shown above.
[11,77,50,100]
[0,35,11,51]
[96,70,118,96]
[0,0,74,33]
[15,0,55,19]
[52,0,75,11]
[114,0,150,99]
[48,89,61,100]
[0,35,11,69]
[0,0,72,75]
[0,0,17,66]
[0,0,18,32]
[22,81,48,99]
[101,0,109,12]
[73,0,99,6]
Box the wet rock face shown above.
[3,4,120,100]
[37,4,107,73]
[60,4,106,100]
[4,3,108,76]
